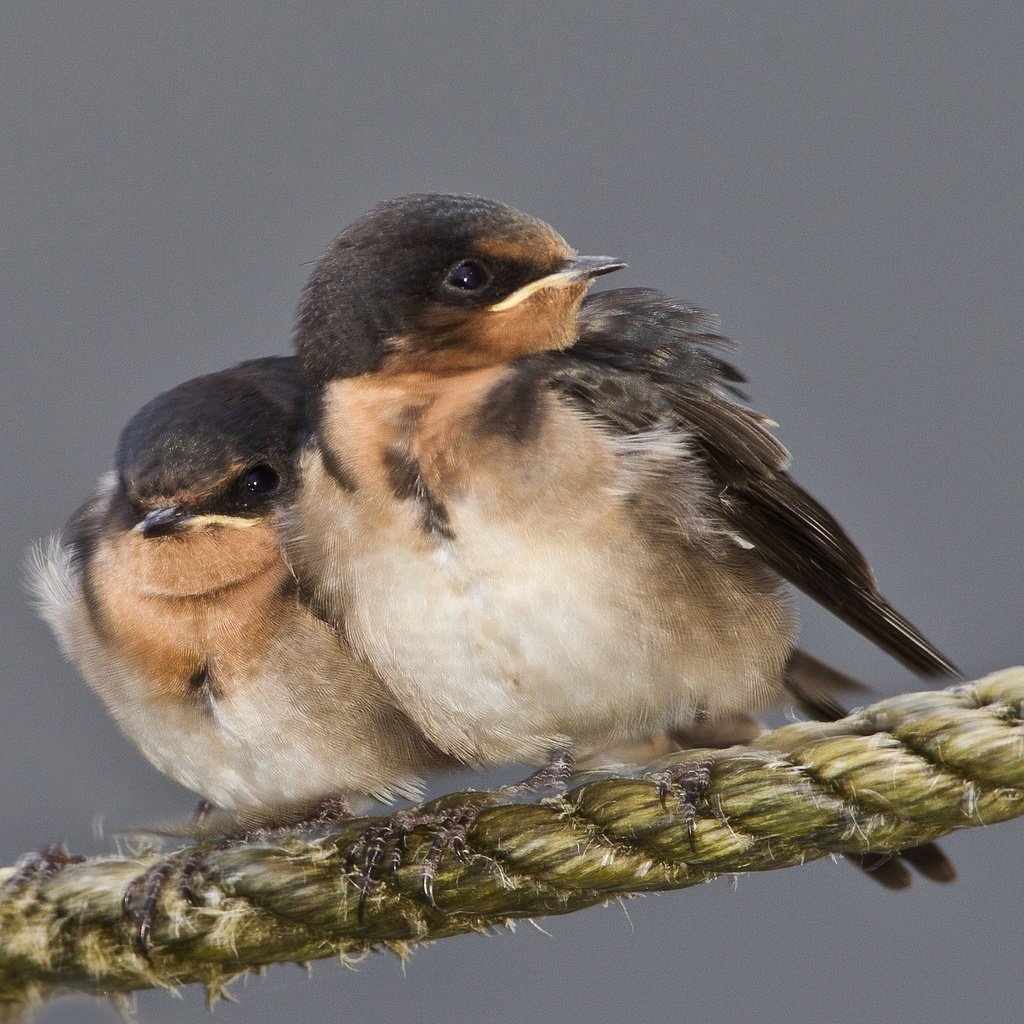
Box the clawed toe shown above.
[501,749,576,797]
[3,842,84,893]
[342,756,579,913]
[343,801,490,914]
[420,804,482,906]
[650,757,714,844]
[122,847,205,958]
[344,819,403,918]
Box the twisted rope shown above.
[1,667,1022,1014]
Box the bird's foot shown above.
[3,842,84,893]
[123,793,353,957]
[649,756,714,845]
[240,794,352,842]
[344,803,470,915]
[416,801,485,907]
[500,749,576,797]
[122,846,206,959]
[346,751,578,914]
[344,815,404,916]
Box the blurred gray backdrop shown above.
[3,5,1021,1023]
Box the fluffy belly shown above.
[341,493,786,765]
[125,708,339,811]
[108,675,412,812]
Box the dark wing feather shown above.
[720,473,959,676]
[553,289,959,678]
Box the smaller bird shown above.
[29,356,454,826]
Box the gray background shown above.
[3,4,1021,1023]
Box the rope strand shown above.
[2,667,1022,1015]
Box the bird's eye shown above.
[443,260,491,292]
[241,464,280,495]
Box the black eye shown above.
[443,260,491,292]
[241,464,280,495]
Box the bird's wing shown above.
[543,288,958,677]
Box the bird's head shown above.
[108,358,305,544]
[296,193,624,382]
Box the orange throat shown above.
[86,521,293,703]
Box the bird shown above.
[29,355,455,826]
[288,193,959,887]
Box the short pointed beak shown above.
[137,506,194,539]
[557,255,627,281]
[486,255,627,312]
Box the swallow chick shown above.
[289,194,958,887]
[291,194,956,757]
[29,355,453,823]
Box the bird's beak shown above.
[135,507,262,538]
[556,255,628,281]
[488,256,626,312]
[136,506,194,539]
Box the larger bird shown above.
[290,193,958,782]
